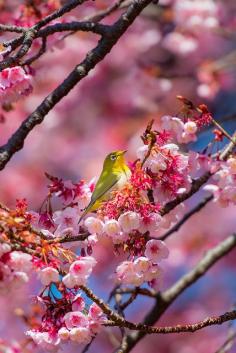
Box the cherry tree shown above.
[0,1,235,353]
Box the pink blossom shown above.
[58,327,70,340]
[136,145,149,161]
[69,256,97,277]
[163,32,198,55]
[133,256,151,273]
[62,273,77,288]
[144,264,164,283]
[39,267,60,286]
[145,240,169,263]
[140,212,163,233]
[161,116,197,144]
[72,294,85,311]
[227,157,236,174]
[118,211,140,233]
[76,186,92,210]
[9,251,32,273]
[0,66,32,104]
[0,243,11,257]
[64,311,88,330]
[103,219,121,237]
[69,327,91,344]
[184,121,198,134]
[88,303,104,321]
[84,216,104,235]
[63,256,96,287]
[53,207,79,236]
[116,260,143,286]
[26,330,60,351]
[88,303,106,334]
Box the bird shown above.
[78,150,130,223]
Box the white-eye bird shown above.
[78,150,130,223]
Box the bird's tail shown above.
[78,208,89,224]
[78,199,96,224]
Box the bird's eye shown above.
[110,154,117,161]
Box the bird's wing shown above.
[90,172,118,204]
[78,173,118,223]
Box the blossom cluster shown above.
[15,0,61,28]
[116,239,168,288]
[24,113,216,290]
[0,66,33,104]
[0,339,22,353]
[0,103,234,351]
[204,157,236,207]
[27,294,106,350]
[0,243,32,293]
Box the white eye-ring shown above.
[110,154,117,161]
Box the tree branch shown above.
[215,330,236,353]
[0,0,89,70]
[104,310,236,334]
[118,233,236,352]
[0,0,153,171]
[0,24,26,33]
[160,132,236,217]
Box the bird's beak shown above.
[120,150,127,155]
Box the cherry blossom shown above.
[84,216,104,235]
[0,66,32,104]
[38,267,60,286]
[118,211,141,233]
[62,256,97,288]
[145,240,169,263]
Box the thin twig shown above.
[0,0,153,170]
[118,233,236,352]
[104,310,236,334]
[160,132,236,217]
[84,0,127,22]
[1,0,89,69]
[215,331,236,353]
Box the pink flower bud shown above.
[64,311,88,330]
[118,211,140,233]
[72,294,85,311]
[88,303,103,320]
[58,327,70,340]
[13,271,29,287]
[69,327,91,344]
[0,243,11,257]
[9,251,32,273]
[103,219,121,237]
[39,267,60,286]
[184,121,198,134]
[136,145,149,160]
[227,157,236,174]
[84,217,104,235]
[145,240,169,263]
[134,257,150,273]
[62,274,77,289]
[69,256,97,278]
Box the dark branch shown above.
[0,24,26,33]
[0,0,153,171]
[160,132,236,217]
[118,233,236,352]
[104,310,236,334]
[1,0,89,70]
[37,21,109,37]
